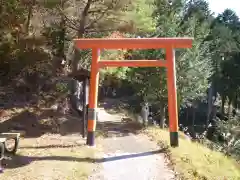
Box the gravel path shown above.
[89,100,175,180]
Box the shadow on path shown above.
[2,149,166,170]
[96,98,145,138]
[19,144,84,150]
[96,120,145,138]
[95,149,166,162]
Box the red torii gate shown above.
[74,38,193,147]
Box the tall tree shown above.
[208,9,240,116]
[125,0,213,128]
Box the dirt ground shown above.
[90,99,175,180]
[0,107,98,180]
[0,98,175,180]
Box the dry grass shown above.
[102,99,240,179]
[144,127,240,180]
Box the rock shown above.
[51,104,58,110]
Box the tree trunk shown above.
[192,107,196,127]
[70,0,92,111]
[159,103,166,128]
[233,94,238,114]
[207,83,214,126]
[58,2,66,60]
[25,0,35,34]
[228,98,233,120]
[221,94,226,115]
[141,102,149,126]
[72,0,92,72]
[55,2,66,74]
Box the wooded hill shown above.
[1,0,240,162]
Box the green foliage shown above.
[42,22,65,57]
[0,0,26,29]
[215,117,240,160]
[122,0,156,34]
[125,0,212,108]
[0,0,25,45]
[56,82,68,93]
[0,0,28,84]
[207,9,240,114]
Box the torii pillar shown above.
[74,38,193,147]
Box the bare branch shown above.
[55,6,80,30]
[67,23,80,31]
[85,12,107,30]
[88,9,107,14]
[78,0,93,36]
[84,28,116,33]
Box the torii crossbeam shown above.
[74,37,193,147]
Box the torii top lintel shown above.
[74,37,193,49]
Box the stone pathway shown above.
[89,99,175,180]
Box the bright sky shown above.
[207,0,240,17]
